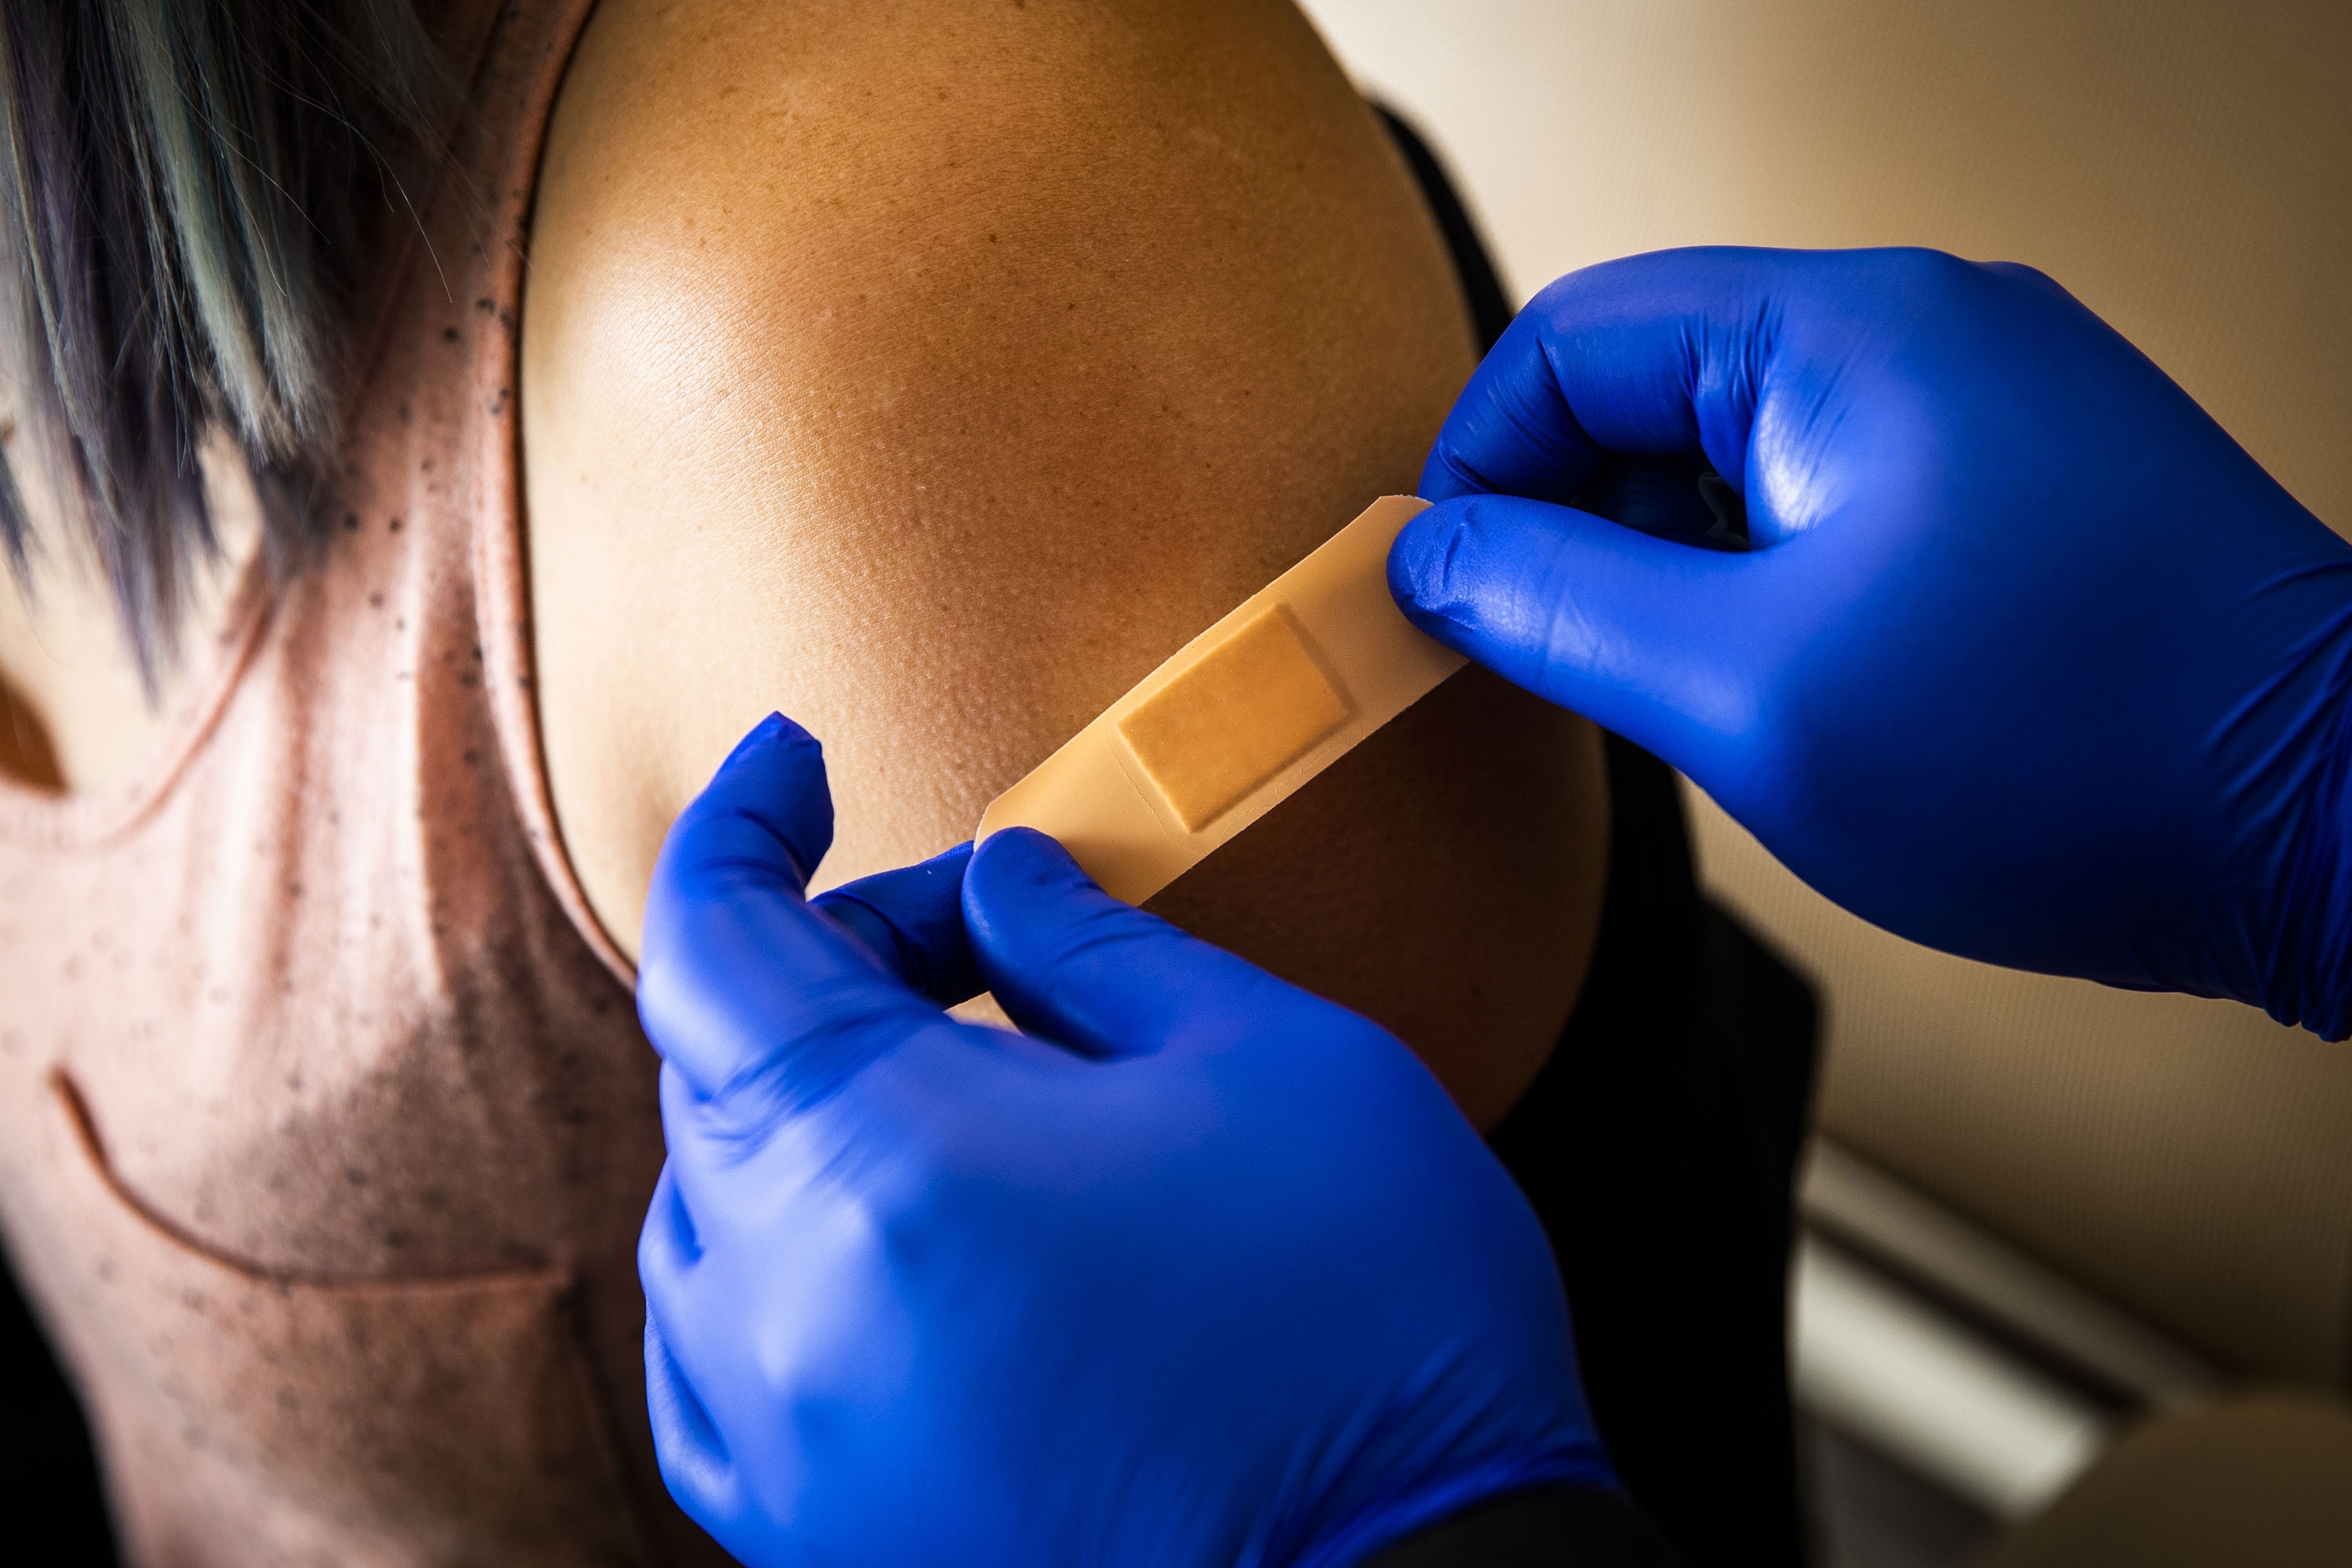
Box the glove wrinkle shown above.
[635,721,1614,1568]
[1396,246,2352,1030]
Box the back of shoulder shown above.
[520,0,1479,958]
[525,0,1416,417]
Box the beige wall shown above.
[1301,0,2351,532]
[1299,0,2352,1381]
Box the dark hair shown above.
[0,2,451,691]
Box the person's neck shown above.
[0,425,260,794]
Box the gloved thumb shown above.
[964,829,1374,1062]
[1389,492,1755,773]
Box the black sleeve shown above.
[1361,1486,1685,1568]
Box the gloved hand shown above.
[1391,247,2352,1036]
[636,715,1614,1568]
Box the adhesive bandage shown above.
[973,495,1464,905]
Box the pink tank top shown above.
[0,3,724,1561]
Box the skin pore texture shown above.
[524,0,1610,1127]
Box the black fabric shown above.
[0,1243,117,1564]
[1491,740,1816,1568]
[1378,107,1820,1568]
[1367,1486,1684,1568]
[1372,106,1517,353]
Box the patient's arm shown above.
[521,0,1609,1128]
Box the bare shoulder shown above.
[522,0,1606,1120]
[521,0,1471,928]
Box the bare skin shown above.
[524,0,1608,1127]
[0,0,1610,1131]
[0,417,259,793]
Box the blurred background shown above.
[1293,2,2352,1564]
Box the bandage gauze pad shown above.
[975,495,1463,904]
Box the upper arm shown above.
[521,0,1607,1125]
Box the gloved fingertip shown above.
[812,841,982,1005]
[712,710,826,777]
[731,708,789,751]
[964,827,1103,926]
[966,827,1298,1058]
[1387,497,1484,635]
[662,713,837,895]
[969,823,1088,884]
[1414,442,1487,505]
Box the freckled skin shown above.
[522,0,1610,1127]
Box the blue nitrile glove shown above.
[636,714,1614,1568]
[1391,246,2352,1036]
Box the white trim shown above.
[1802,1140,2226,1409]
[1793,1232,2112,1520]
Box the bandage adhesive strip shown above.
[973,495,1464,906]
